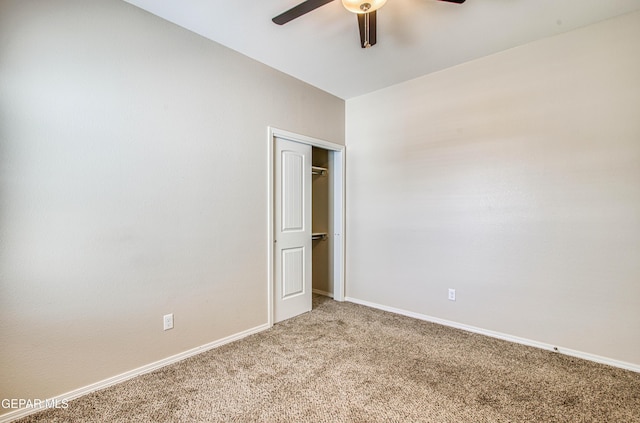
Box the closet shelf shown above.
[312,232,328,241]
[312,166,328,176]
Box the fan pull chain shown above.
[363,13,371,48]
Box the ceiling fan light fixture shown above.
[342,0,387,14]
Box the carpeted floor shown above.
[19,296,640,422]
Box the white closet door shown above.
[274,137,312,323]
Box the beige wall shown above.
[346,11,640,366]
[0,0,344,409]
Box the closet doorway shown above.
[268,127,345,326]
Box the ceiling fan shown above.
[273,0,466,49]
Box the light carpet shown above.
[19,296,640,422]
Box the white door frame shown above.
[267,127,345,327]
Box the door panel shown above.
[282,247,305,298]
[274,137,312,322]
[282,151,304,232]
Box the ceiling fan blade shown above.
[357,10,377,48]
[272,0,336,25]
[437,0,466,3]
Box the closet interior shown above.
[311,147,332,298]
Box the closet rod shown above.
[311,166,327,176]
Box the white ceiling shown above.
[123,0,640,99]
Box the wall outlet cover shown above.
[163,313,174,330]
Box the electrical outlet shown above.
[448,288,456,301]
[163,313,174,331]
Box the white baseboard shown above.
[345,296,640,373]
[312,289,333,298]
[0,323,270,423]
